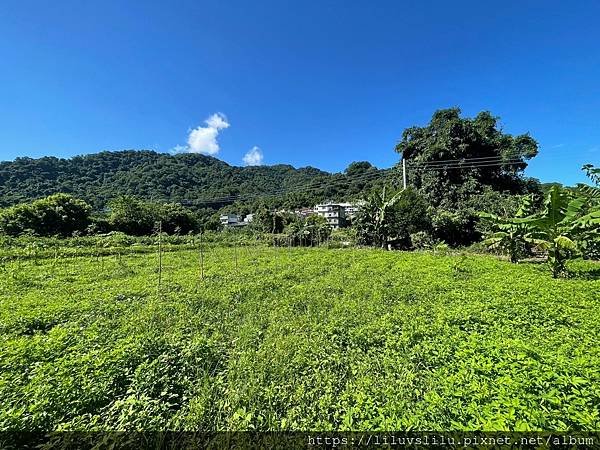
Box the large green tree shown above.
[395,108,539,208]
[394,108,541,246]
[108,196,157,235]
[107,196,199,235]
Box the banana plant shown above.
[355,186,405,249]
[573,165,600,258]
[578,164,600,199]
[481,184,600,277]
[478,195,535,263]
[370,186,405,249]
[478,215,528,263]
[516,187,589,277]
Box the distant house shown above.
[220,214,240,227]
[315,202,347,229]
[220,213,253,228]
[295,208,316,218]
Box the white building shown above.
[315,202,347,229]
[314,201,364,228]
[220,214,240,227]
[294,208,316,218]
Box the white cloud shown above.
[243,146,264,166]
[173,112,230,155]
[188,126,220,155]
[205,113,230,130]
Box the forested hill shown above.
[0,150,389,209]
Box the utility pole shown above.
[402,158,407,190]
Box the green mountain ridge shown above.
[0,150,389,210]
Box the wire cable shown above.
[408,159,526,170]
[406,151,530,167]
[409,160,528,171]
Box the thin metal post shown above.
[158,221,162,295]
[402,158,407,190]
[234,238,238,271]
[199,231,205,280]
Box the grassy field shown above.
[1,245,599,431]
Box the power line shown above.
[408,152,525,165]
[409,158,526,170]
[409,157,519,168]
[218,169,388,202]
[251,169,392,200]
[178,157,526,207]
[409,160,529,171]
[406,151,529,167]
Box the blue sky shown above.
[1,0,598,185]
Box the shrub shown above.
[409,231,436,250]
[354,187,430,249]
[0,194,92,237]
[107,197,198,236]
[431,209,478,247]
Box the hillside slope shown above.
[0,150,390,209]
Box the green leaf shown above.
[562,196,586,224]
[554,235,576,250]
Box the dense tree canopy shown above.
[345,161,376,176]
[0,194,92,237]
[392,108,543,246]
[107,196,199,236]
[395,108,540,208]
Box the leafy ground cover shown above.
[0,245,599,431]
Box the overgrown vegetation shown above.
[480,166,600,277]
[1,245,599,431]
[354,187,429,249]
[396,108,542,246]
[0,194,92,237]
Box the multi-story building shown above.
[315,202,346,229]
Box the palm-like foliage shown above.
[578,164,600,198]
[573,164,600,258]
[517,187,585,277]
[479,195,534,263]
[285,215,331,247]
[481,177,600,277]
[355,186,404,249]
